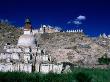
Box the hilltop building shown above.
[99,33,110,39]
[39,25,61,33]
[32,25,61,34]
[66,29,83,33]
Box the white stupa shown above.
[17,19,36,48]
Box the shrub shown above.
[98,54,110,65]
[75,72,92,82]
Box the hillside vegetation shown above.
[0,68,110,82]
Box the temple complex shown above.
[0,19,63,73]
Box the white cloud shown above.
[67,21,71,24]
[77,15,86,20]
[67,15,86,25]
[74,20,82,25]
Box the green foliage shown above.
[75,72,92,82]
[0,68,110,82]
[98,54,110,65]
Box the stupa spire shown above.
[24,18,32,34]
[24,18,32,30]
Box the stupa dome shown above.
[17,18,37,47]
[17,34,36,47]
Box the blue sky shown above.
[0,0,110,36]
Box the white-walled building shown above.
[0,19,63,73]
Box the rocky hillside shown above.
[0,24,23,52]
[36,33,110,66]
[1,24,110,67]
